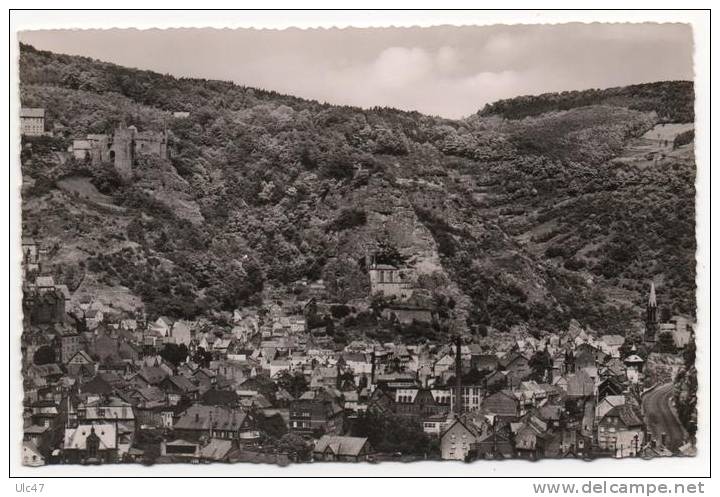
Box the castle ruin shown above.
[70,125,168,181]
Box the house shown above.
[124,386,169,428]
[544,428,591,459]
[161,439,199,460]
[367,262,413,299]
[198,438,233,462]
[169,320,193,346]
[475,427,514,459]
[597,375,626,400]
[666,316,693,349]
[78,374,115,398]
[20,107,46,136]
[596,395,626,420]
[22,440,46,466]
[342,352,373,377]
[78,397,135,456]
[313,435,371,462]
[174,405,257,442]
[536,403,564,429]
[62,424,118,464]
[289,389,344,436]
[440,417,482,461]
[472,354,499,372]
[85,308,104,330]
[597,405,645,457]
[564,370,595,398]
[499,351,531,387]
[160,375,200,404]
[624,355,645,384]
[599,335,625,358]
[27,363,64,386]
[24,285,66,325]
[65,350,96,378]
[482,390,520,419]
[514,420,551,460]
[310,366,338,389]
[269,360,292,378]
[136,366,170,387]
[421,413,451,436]
[485,370,508,391]
[23,423,51,456]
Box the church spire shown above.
[645,281,658,344]
[648,282,657,307]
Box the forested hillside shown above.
[19,44,696,339]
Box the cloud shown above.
[18,24,694,119]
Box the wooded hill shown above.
[19,44,696,340]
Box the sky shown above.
[18,23,694,119]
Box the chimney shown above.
[114,412,119,450]
[454,336,462,416]
[370,351,376,386]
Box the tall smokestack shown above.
[454,336,462,416]
[370,351,376,386]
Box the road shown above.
[642,383,687,453]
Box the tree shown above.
[350,409,431,456]
[529,348,553,382]
[275,371,309,399]
[33,345,56,365]
[191,346,213,368]
[160,343,189,367]
[257,411,288,440]
[276,433,312,462]
[619,334,648,360]
[654,332,677,354]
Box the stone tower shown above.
[111,125,136,182]
[644,282,658,344]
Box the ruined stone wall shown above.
[134,131,168,158]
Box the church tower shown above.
[644,282,658,344]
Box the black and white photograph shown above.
[7,8,712,487]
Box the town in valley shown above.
[18,40,698,466]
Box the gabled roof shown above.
[441,416,483,440]
[68,350,95,365]
[314,435,368,457]
[163,375,198,393]
[601,405,643,427]
[175,405,248,432]
[80,375,114,395]
[139,366,169,385]
[64,424,116,450]
[199,438,233,461]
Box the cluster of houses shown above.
[20,238,695,466]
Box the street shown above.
[642,383,687,453]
